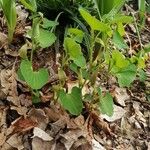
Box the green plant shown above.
[57,4,142,116]
[18,0,58,103]
[0,0,17,43]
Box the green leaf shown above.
[68,28,84,43]
[37,28,56,48]
[59,87,83,115]
[138,69,147,82]
[19,0,37,12]
[111,15,133,24]
[79,8,111,32]
[20,60,49,89]
[112,50,129,68]
[64,37,86,68]
[0,0,17,42]
[42,18,59,29]
[98,90,114,117]
[115,64,137,87]
[113,31,128,49]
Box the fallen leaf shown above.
[32,137,53,150]
[33,127,53,141]
[112,87,130,106]
[0,132,6,146]
[0,32,7,47]
[60,129,86,150]
[6,134,24,150]
[92,139,106,150]
[28,108,48,129]
[12,117,37,133]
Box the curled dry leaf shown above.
[32,137,53,150]
[12,117,37,133]
[16,5,28,21]
[92,139,106,150]
[0,132,6,146]
[112,87,130,106]
[0,69,20,106]
[101,105,126,122]
[11,106,28,117]
[5,134,24,150]
[28,108,48,129]
[60,129,87,150]
[133,102,147,127]
[33,127,53,141]
[0,32,7,48]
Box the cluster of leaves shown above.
[1,0,149,116]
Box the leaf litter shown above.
[0,2,150,150]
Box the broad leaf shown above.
[111,15,133,24]
[79,8,111,32]
[98,88,114,117]
[113,31,128,49]
[68,28,84,43]
[20,60,49,89]
[37,28,56,48]
[115,64,137,87]
[59,87,83,115]
[42,18,59,29]
[64,37,86,68]
[20,0,37,12]
[112,50,129,68]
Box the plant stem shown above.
[8,27,14,43]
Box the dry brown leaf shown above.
[33,127,53,141]
[112,87,130,106]
[44,107,60,122]
[1,69,20,106]
[12,117,37,133]
[16,5,28,21]
[92,139,106,150]
[0,132,6,146]
[90,111,112,135]
[28,108,49,129]
[6,133,24,150]
[32,137,53,150]
[60,129,86,150]
[0,32,7,48]
[11,106,28,117]
[133,102,147,127]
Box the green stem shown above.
[89,30,95,68]
[8,27,14,43]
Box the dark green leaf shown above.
[59,87,83,115]
[98,91,114,117]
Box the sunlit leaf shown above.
[113,31,128,49]
[79,7,111,32]
[20,60,49,89]
[64,37,86,68]
[37,28,56,48]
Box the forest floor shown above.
[0,3,150,150]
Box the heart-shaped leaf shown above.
[38,28,56,48]
[98,88,114,117]
[20,60,49,89]
[59,87,83,115]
